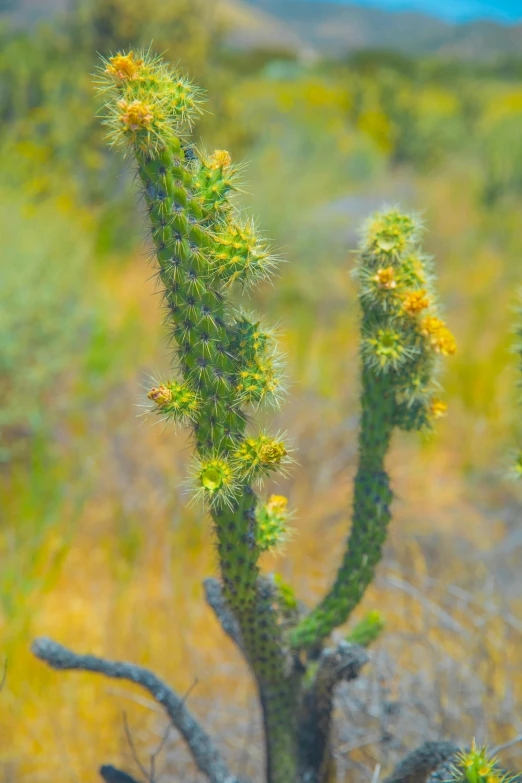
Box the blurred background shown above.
[2,0,522,780]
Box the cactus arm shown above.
[345,608,386,647]
[95,51,298,783]
[32,638,248,783]
[291,368,394,650]
[290,210,456,651]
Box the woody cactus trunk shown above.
[32,51,456,783]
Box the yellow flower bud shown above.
[148,385,173,407]
[118,99,153,132]
[105,52,144,81]
[373,267,397,289]
[403,289,429,315]
[430,398,448,419]
[259,441,287,465]
[421,316,457,356]
[267,495,288,514]
[209,150,232,170]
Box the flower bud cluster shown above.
[449,740,515,783]
[356,209,456,430]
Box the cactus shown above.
[289,208,455,650]
[345,608,385,647]
[447,741,517,783]
[33,50,457,783]
[385,741,520,783]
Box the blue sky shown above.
[315,0,522,23]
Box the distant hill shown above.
[234,0,522,59]
[4,0,522,62]
[220,0,309,54]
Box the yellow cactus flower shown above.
[259,441,287,465]
[403,289,429,315]
[105,51,144,81]
[430,398,448,419]
[209,150,232,170]
[148,385,172,407]
[373,266,397,289]
[233,435,289,480]
[267,495,288,514]
[118,99,153,132]
[421,315,457,355]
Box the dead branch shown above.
[203,578,245,655]
[384,741,459,783]
[32,637,248,783]
[100,765,142,783]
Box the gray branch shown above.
[203,578,245,654]
[313,641,369,693]
[99,765,141,783]
[384,741,459,783]
[297,641,369,782]
[32,637,246,783]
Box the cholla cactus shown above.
[447,741,516,783]
[33,50,457,783]
[385,741,520,783]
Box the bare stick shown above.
[492,734,522,755]
[150,721,173,782]
[123,712,150,782]
[147,680,197,781]
[32,637,247,783]
[371,763,382,783]
[384,741,459,783]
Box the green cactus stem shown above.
[290,209,456,651]
[345,609,386,647]
[446,741,517,783]
[96,49,297,783]
[256,496,293,553]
